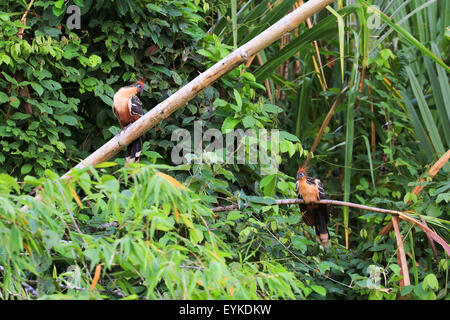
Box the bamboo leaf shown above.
[240,0,298,46]
[405,66,445,157]
[156,171,188,191]
[400,90,434,161]
[255,5,358,82]
[424,57,450,147]
[295,77,312,140]
[359,0,450,72]
[326,5,345,82]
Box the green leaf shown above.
[221,117,240,133]
[54,0,64,8]
[254,5,357,82]
[30,82,44,96]
[189,228,204,245]
[120,51,135,66]
[0,173,20,193]
[279,131,299,142]
[10,112,30,120]
[363,0,450,72]
[311,285,326,296]
[263,104,282,113]
[116,0,128,16]
[233,89,242,110]
[21,164,33,175]
[94,162,118,168]
[292,236,308,253]
[9,225,23,253]
[9,96,20,108]
[213,98,227,108]
[0,92,8,103]
[41,80,62,91]
[242,115,255,128]
[55,115,78,126]
[422,274,439,291]
[436,193,450,204]
[100,176,120,192]
[260,174,276,197]
[227,210,244,221]
[171,71,182,86]
[88,54,102,67]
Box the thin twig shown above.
[17,0,35,39]
[304,84,349,168]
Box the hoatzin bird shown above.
[295,167,332,247]
[113,81,145,163]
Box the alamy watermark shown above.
[66,5,81,30]
[171,121,280,175]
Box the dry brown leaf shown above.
[89,263,104,294]
[68,185,83,208]
[156,172,188,191]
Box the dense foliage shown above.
[0,0,448,299]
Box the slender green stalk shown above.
[231,0,237,49]
[409,231,419,286]
[343,31,360,249]
[362,136,375,188]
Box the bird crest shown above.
[297,166,308,174]
[133,79,146,93]
[134,79,145,87]
[296,166,308,180]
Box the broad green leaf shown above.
[120,51,135,66]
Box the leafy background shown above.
[0,0,448,299]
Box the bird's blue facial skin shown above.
[296,172,305,180]
[136,84,143,92]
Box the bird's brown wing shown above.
[310,176,332,217]
[129,95,144,117]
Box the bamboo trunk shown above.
[69,0,337,172]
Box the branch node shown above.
[240,50,249,61]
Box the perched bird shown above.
[113,81,145,163]
[295,167,332,247]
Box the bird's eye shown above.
[137,84,142,89]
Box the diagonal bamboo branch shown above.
[210,198,450,256]
[304,84,349,168]
[66,0,337,174]
[392,215,410,288]
[380,149,450,236]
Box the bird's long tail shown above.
[125,134,146,163]
[314,207,330,247]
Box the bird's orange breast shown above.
[298,178,320,204]
[113,87,140,127]
[116,108,133,127]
